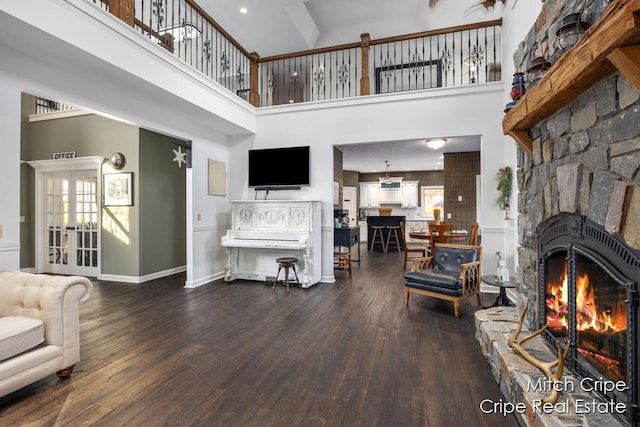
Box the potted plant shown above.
[495,166,513,219]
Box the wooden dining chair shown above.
[428,223,454,244]
[400,222,427,270]
[468,221,480,246]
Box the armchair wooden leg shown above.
[404,288,410,305]
[56,365,75,378]
[476,293,481,305]
[453,301,460,318]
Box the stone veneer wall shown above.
[475,2,640,426]
[512,0,640,330]
[516,71,640,330]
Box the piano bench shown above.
[274,257,300,292]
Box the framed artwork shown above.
[375,59,442,94]
[333,181,340,206]
[208,159,227,196]
[104,172,133,206]
[421,185,444,218]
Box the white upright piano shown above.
[221,200,322,287]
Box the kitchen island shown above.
[367,215,406,252]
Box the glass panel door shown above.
[45,171,99,276]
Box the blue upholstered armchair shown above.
[404,243,482,317]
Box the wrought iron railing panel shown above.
[373,24,501,93]
[259,49,361,106]
[36,98,78,115]
[132,0,250,98]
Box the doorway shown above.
[44,171,99,276]
[28,156,103,277]
[342,186,357,227]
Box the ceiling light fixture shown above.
[240,7,248,14]
[427,138,447,150]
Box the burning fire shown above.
[546,262,627,333]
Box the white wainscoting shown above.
[186,224,228,288]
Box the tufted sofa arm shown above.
[0,271,93,368]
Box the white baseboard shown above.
[99,265,186,284]
[184,271,225,288]
[321,275,336,283]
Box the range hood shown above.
[379,178,402,204]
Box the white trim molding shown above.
[99,265,186,284]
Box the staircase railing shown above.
[92,0,502,107]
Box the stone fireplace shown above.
[475,0,640,426]
[538,214,639,422]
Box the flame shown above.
[545,262,627,334]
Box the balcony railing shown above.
[258,21,502,106]
[93,0,502,107]
[36,97,78,115]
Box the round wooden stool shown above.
[274,257,300,291]
[333,246,352,277]
[385,225,401,252]
[370,225,387,252]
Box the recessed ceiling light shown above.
[240,7,248,14]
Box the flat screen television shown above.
[248,146,310,189]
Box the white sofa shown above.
[0,271,92,397]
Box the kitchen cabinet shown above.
[401,181,419,208]
[359,182,379,208]
[358,221,368,243]
[334,226,360,263]
[379,180,402,204]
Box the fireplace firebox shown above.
[538,215,640,425]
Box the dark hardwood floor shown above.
[0,247,517,426]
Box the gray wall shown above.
[139,129,186,275]
[20,93,35,268]
[26,109,141,276]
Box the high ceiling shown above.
[199,0,503,57]
[197,0,504,172]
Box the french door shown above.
[45,171,99,276]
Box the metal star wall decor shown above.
[172,146,187,168]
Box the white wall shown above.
[0,76,22,270]
[497,1,544,275]
[0,0,255,285]
[232,84,506,280]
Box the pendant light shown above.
[383,160,392,184]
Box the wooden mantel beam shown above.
[503,0,640,154]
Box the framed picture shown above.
[375,59,442,94]
[104,172,133,206]
[421,185,444,218]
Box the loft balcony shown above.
[90,0,502,107]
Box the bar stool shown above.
[274,257,300,291]
[370,225,387,252]
[385,225,401,252]
[333,246,352,277]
